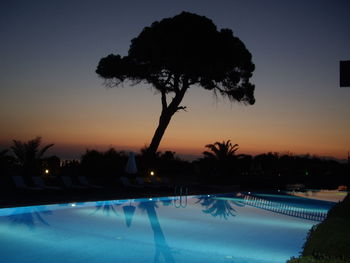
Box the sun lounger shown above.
[149,176,174,189]
[12,176,42,190]
[120,176,143,188]
[286,184,305,191]
[149,176,160,185]
[32,176,62,190]
[78,176,103,189]
[135,177,160,188]
[150,176,172,186]
[161,177,171,185]
[61,176,88,189]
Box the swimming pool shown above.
[0,192,341,263]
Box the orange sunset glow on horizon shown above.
[1,84,348,161]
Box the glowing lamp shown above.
[45,169,49,174]
[150,171,155,176]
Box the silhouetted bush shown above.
[60,160,80,177]
[288,255,348,263]
[0,149,16,176]
[80,148,127,182]
[41,156,61,176]
[287,195,350,263]
[137,150,191,178]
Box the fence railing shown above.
[241,193,328,221]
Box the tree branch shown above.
[213,82,226,94]
[176,106,187,112]
[173,74,180,94]
[188,78,197,85]
[161,89,167,110]
[167,79,189,113]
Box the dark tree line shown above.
[195,146,349,188]
[1,138,348,190]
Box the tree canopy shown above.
[11,136,54,177]
[96,12,255,155]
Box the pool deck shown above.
[287,190,348,202]
[0,184,241,208]
[1,178,346,209]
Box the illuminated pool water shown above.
[0,192,340,263]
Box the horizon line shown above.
[1,141,347,163]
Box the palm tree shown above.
[11,137,54,177]
[196,195,245,219]
[203,140,239,161]
[202,140,239,177]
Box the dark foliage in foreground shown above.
[287,195,350,263]
[288,256,349,263]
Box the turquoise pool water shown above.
[0,192,338,263]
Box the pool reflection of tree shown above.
[119,196,246,262]
[160,198,173,207]
[6,207,52,228]
[92,198,176,262]
[92,201,123,217]
[196,195,245,219]
[138,199,176,263]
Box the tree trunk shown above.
[147,109,173,156]
[147,79,189,156]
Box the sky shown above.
[1,0,349,160]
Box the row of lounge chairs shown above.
[11,175,174,191]
[11,175,102,191]
[119,176,172,189]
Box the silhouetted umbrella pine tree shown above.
[96,12,255,156]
